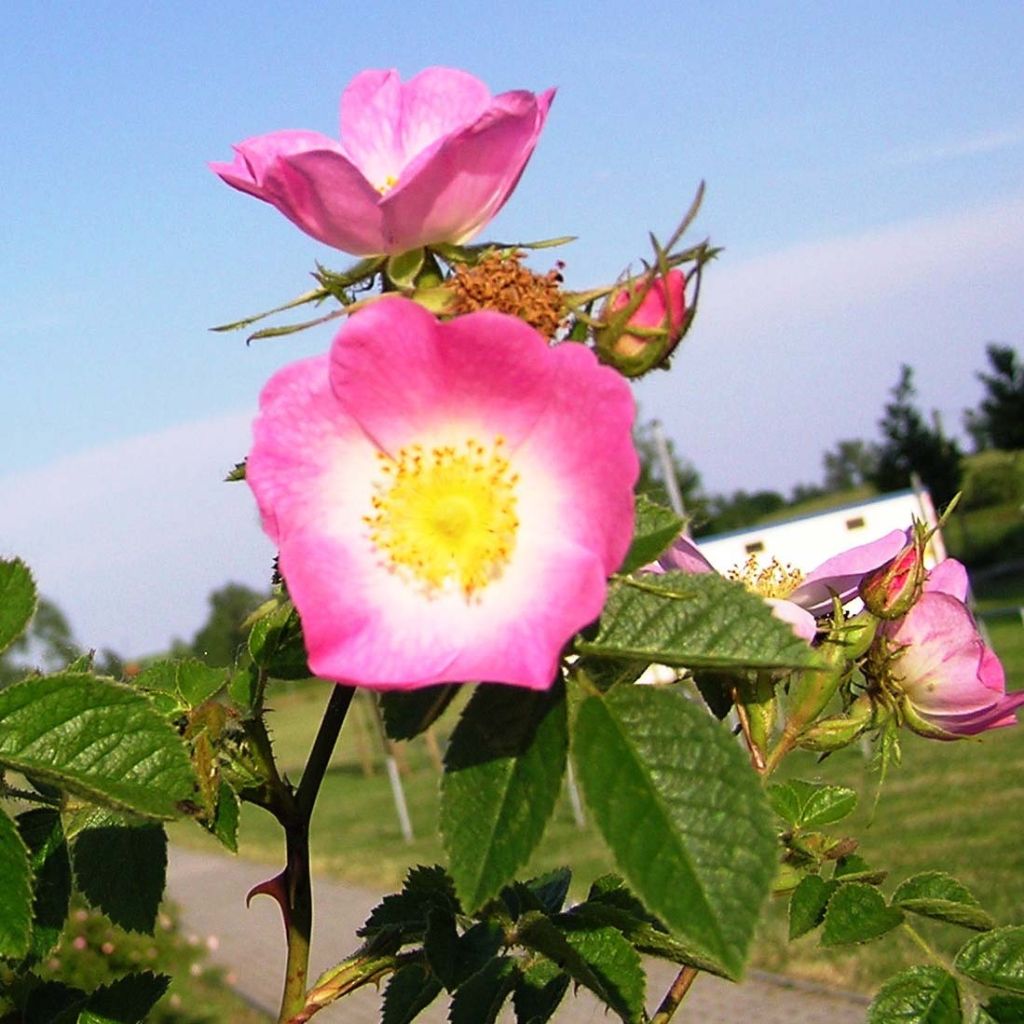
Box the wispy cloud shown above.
[884,126,1024,167]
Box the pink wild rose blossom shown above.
[882,559,1022,737]
[659,530,907,641]
[211,67,555,256]
[246,296,637,691]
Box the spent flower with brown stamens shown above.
[451,251,565,337]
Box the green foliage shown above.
[788,875,838,940]
[980,995,1024,1023]
[872,364,962,507]
[0,807,33,959]
[619,494,685,573]
[955,927,1024,993]
[76,971,170,1024]
[0,557,37,658]
[246,600,311,681]
[571,684,776,978]
[964,344,1024,452]
[380,685,458,741]
[18,808,72,959]
[768,779,858,830]
[867,966,961,1024]
[577,571,822,671]
[892,873,995,932]
[821,883,903,946]
[0,673,194,819]
[189,582,268,668]
[441,683,568,911]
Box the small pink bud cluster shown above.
[595,269,687,376]
[858,533,927,619]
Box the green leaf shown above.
[358,865,460,941]
[247,602,312,680]
[73,821,167,932]
[0,557,37,655]
[822,882,904,946]
[789,875,838,940]
[22,981,87,1024]
[381,962,442,1024]
[77,972,170,1024]
[563,925,646,1024]
[449,956,518,1024]
[955,927,1024,993]
[386,248,426,289]
[979,996,1024,1023]
[868,966,961,1024]
[834,854,888,885]
[17,808,71,958]
[620,496,684,574]
[133,659,227,710]
[571,685,776,979]
[892,873,994,932]
[513,956,569,1024]
[423,909,460,991]
[767,779,858,829]
[0,808,33,960]
[441,682,567,911]
[0,673,194,819]
[577,571,821,670]
[203,780,239,852]
[380,685,458,741]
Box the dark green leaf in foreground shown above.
[381,962,442,1024]
[572,685,776,978]
[822,882,903,946]
[979,995,1024,1023]
[789,875,838,940]
[442,682,567,911]
[892,872,995,932]
[767,779,858,829]
[380,685,458,741]
[77,972,170,1024]
[358,865,459,941]
[955,927,1024,994]
[73,821,167,932]
[868,966,961,1024]
[22,980,87,1024]
[0,557,37,655]
[133,659,227,710]
[203,779,240,852]
[0,673,194,819]
[247,601,312,680]
[17,808,72,959]
[513,955,570,1024]
[0,808,32,960]
[619,495,685,574]
[449,956,518,1024]
[577,571,821,670]
[563,924,646,1024]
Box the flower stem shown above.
[276,684,356,1023]
[650,965,700,1024]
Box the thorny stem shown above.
[274,684,356,1024]
[650,965,700,1024]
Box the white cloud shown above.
[0,412,275,657]
[885,126,1024,166]
[638,193,1024,494]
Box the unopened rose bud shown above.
[859,533,926,619]
[796,695,878,752]
[595,269,686,376]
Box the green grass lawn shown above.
[173,570,1024,994]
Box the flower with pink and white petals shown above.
[211,68,555,257]
[881,558,1021,738]
[658,530,907,641]
[247,296,637,691]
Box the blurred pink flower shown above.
[659,530,907,641]
[247,296,637,690]
[212,68,554,256]
[883,559,1021,737]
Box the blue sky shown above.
[2,1,1022,654]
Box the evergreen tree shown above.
[190,582,268,667]
[963,343,1024,451]
[872,365,962,508]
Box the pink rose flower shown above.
[882,559,1021,737]
[659,530,907,641]
[247,296,637,690]
[211,68,555,256]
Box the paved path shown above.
[167,847,870,1023]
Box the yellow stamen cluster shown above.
[727,555,804,599]
[365,436,520,596]
[376,173,399,195]
[451,251,565,338]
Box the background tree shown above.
[1,596,83,686]
[963,343,1024,451]
[871,364,962,508]
[699,489,787,535]
[188,582,269,667]
[823,438,879,491]
[633,419,708,525]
